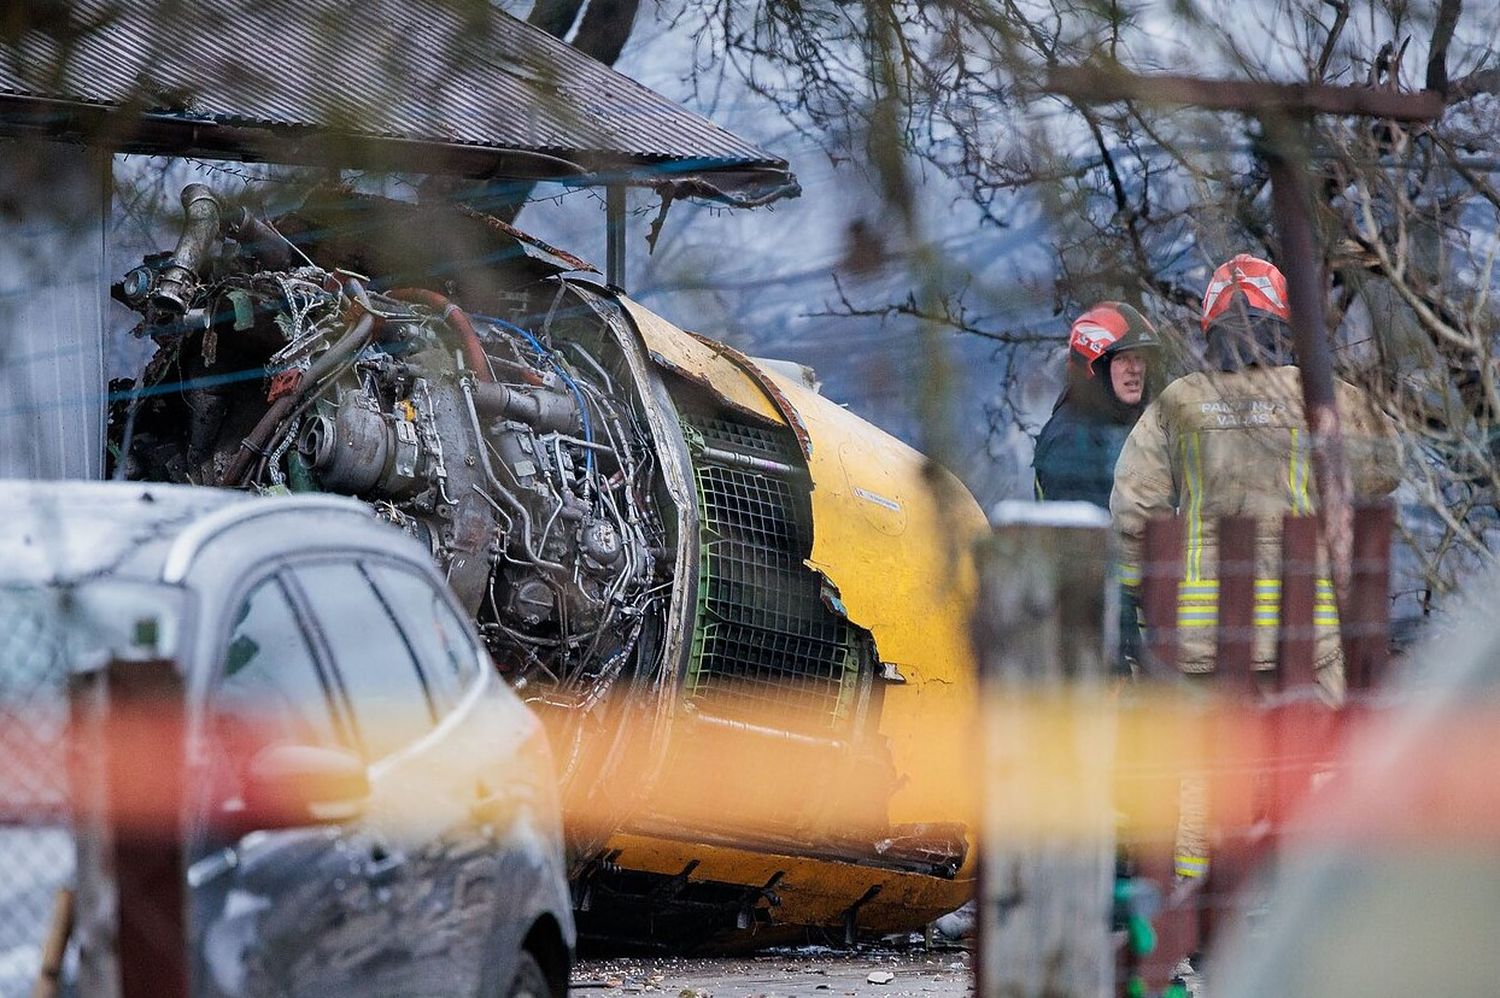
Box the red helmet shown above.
[1068,302,1158,376]
[1201,254,1289,332]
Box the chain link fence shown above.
[0,591,77,997]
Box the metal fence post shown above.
[975,503,1115,998]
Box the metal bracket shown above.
[841,884,883,947]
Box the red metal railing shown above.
[1129,502,1395,993]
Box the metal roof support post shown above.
[606,183,626,290]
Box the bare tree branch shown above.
[1316,0,1351,82]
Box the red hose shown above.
[388,288,493,382]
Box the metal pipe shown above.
[387,288,494,382]
[220,204,294,270]
[698,446,801,478]
[471,381,580,433]
[563,341,616,394]
[540,432,613,453]
[221,311,377,485]
[687,710,847,751]
[458,374,567,573]
[152,184,222,315]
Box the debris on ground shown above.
[932,901,976,941]
[574,946,972,997]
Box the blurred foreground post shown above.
[975,503,1115,998]
[70,659,187,998]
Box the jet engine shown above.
[113,184,988,949]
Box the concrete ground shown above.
[571,946,975,998]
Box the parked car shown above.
[0,480,574,997]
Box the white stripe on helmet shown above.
[1071,321,1117,354]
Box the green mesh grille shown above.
[683,415,862,732]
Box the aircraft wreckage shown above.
[111,183,988,949]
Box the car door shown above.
[364,557,570,996]
[282,558,461,994]
[361,559,515,988]
[187,570,373,998]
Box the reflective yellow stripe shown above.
[1180,578,1336,591]
[1119,563,1141,587]
[1298,437,1313,513]
[1175,576,1340,628]
[1183,432,1204,582]
[1175,855,1209,878]
[1288,428,1313,515]
[1289,427,1300,513]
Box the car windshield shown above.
[0,579,189,995]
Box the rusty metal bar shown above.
[1141,516,1185,675]
[1136,857,1203,993]
[1045,67,1445,122]
[1275,516,1320,688]
[1134,516,1199,991]
[1270,515,1319,843]
[1214,516,1259,694]
[1344,501,1395,692]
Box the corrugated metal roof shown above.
[0,0,796,198]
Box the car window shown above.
[216,575,339,748]
[290,561,435,760]
[366,562,482,713]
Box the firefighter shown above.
[1033,302,1160,508]
[1110,253,1400,881]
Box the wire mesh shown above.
[690,416,801,465]
[683,415,862,732]
[0,594,76,998]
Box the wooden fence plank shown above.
[1275,516,1319,688]
[976,505,1115,998]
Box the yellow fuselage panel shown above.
[611,297,987,927]
[605,832,977,935]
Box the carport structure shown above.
[0,0,797,478]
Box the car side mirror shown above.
[239,743,370,830]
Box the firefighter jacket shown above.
[1110,365,1400,684]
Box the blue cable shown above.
[471,314,595,476]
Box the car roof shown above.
[0,480,370,586]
